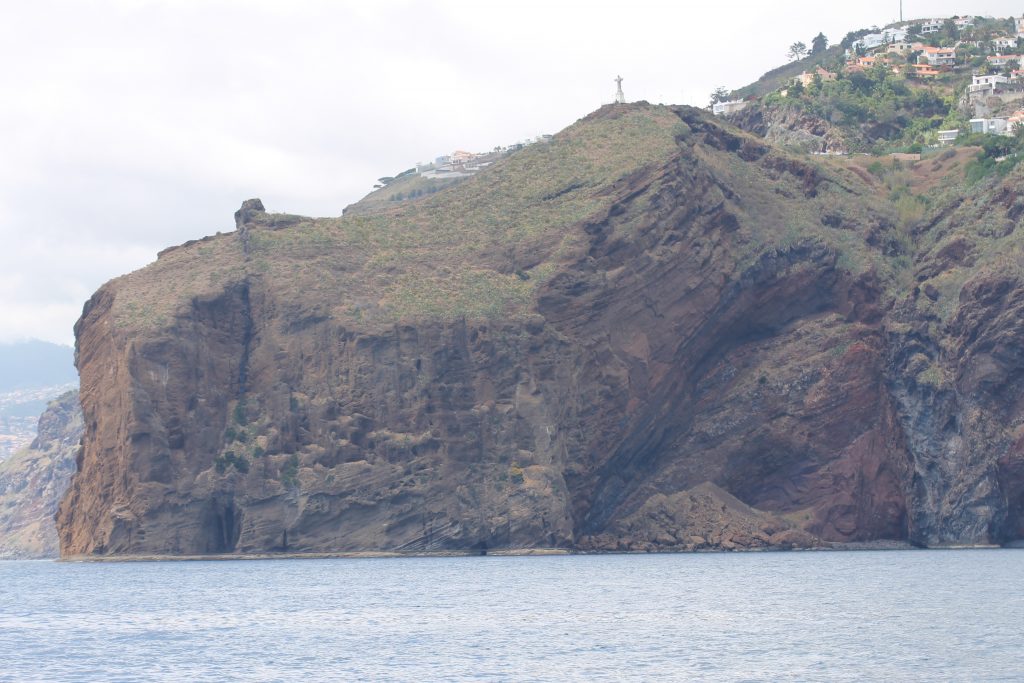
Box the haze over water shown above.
[1,549,1021,681]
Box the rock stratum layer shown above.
[57,104,1024,557]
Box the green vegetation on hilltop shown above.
[769,63,962,152]
[730,46,845,101]
[110,105,686,331]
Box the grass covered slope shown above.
[108,105,687,332]
[108,103,909,335]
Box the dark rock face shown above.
[0,392,82,558]
[56,104,1024,557]
[887,273,1024,546]
[727,104,849,154]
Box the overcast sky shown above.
[2,0,1020,345]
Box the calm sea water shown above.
[1,550,1021,682]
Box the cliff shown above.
[56,104,1024,557]
[726,103,851,154]
[0,392,82,558]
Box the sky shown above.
[1,0,1020,346]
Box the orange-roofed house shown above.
[910,64,941,78]
[919,46,957,67]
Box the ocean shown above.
[1,549,1021,681]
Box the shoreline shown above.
[54,539,1018,563]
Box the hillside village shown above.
[714,14,1024,151]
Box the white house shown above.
[712,100,748,116]
[1016,16,1024,38]
[852,34,885,51]
[991,36,1018,51]
[970,118,1009,135]
[937,129,960,144]
[954,16,975,28]
[851,28,908,52]
[969,73,1010,93]
[921,19,945,34]
[884,27,908,42]
[988,54,1023,68]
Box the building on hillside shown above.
[991,36,1018,51]
[921,19,945,34]
[969,73,1010,93]
[970,117,1009,135]
[886,41,917,54]
[851,28,908,52]
[954,16,975,28]
[884,27,908,42]
[910,63,941,78]
[1016,16,1024,38]
[919,46,957,67]
[794,68,837,87]
[852,54,895,69]
[1012,69,1024,81]
[712,100,748,116]
[988,54,1023,68]
[937,129,960,144]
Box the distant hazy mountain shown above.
[0,340,76,392]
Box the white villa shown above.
[970,117,1009,135]
[851,28,908,52]
[988,54,1023,68]
[992,36,1018,51]
[969,73,1010,93]
[921,19,946,34]
[712,100,748,116]
[937,129,960,144]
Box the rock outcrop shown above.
[0,392,82,558]
[727,103,850,154]
[56,103,1024,557]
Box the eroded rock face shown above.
[56,104,1024,556]
[727,103,850,154]
[0,392,82,558]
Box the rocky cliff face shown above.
[0,392,82,558]
[726,103,850,154]
[57,104,1024,557]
